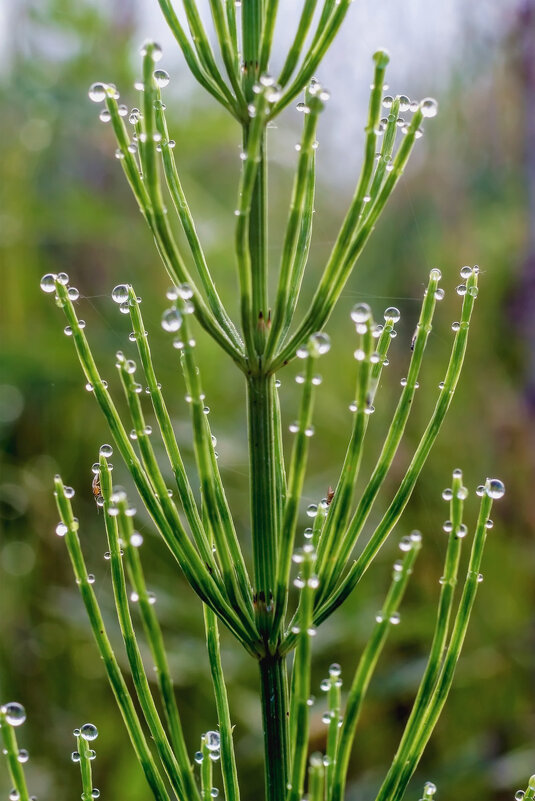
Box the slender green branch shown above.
[330,535,421,801]
[208,0,247,111]
[0,707,30,801]
[277,0,319,87]
[204,605,241,801]
[121,516,198,801]
[314,269,478,628]
[154,91,244,352]
[265,83,326,362]
[287,546,317,801]
[270,335,325,647]
[374,469,466,801]
[154,2,238,115]
[53,477,172,801]
[77,728,97,801]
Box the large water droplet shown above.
[161,308,182,332]
[204,730,220,752]
[350,303,372,324]
[153,69,170,88]
[88,83,107,103]
[2,702,26,727]
[384,306,400,323]
[80,723,98,741]
[40,273,57,293]
[112,285,129,304]
[420,98,438,118]
[486,479,505,499]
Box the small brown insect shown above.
[326,486,335,506]
[92,471,103,506]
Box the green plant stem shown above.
[241,0,262,100]
[77,732,94,801]
[288,550,316,801]
[122,519,197,800]
[178,310,256,629]
[104,494,191,800]
[53,478,172,801]
[330,538,421,801]
[317,273,478,624]
[54,280,256,651]
[316,268,439,598]
[387,490,494,801]
[270,349,318,647]
[127,289,218,574]
[203,605,241,801]
[154,96,244,352]
[0,712,30,801]
[248,373,278,637]
[259,654,289,801]
[374,470,465,801]
[277,0,319,86]
[272,0,352,116]
[155,0,238,116]
[208,0,247,112]
[308,754,326,801]
[265,92,322,362]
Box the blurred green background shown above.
[1,1,534,799]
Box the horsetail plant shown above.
[2,2,526,801]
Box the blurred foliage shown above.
[0,1,534,800]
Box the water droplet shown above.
[99,109,111,123]
[443,520,453,533]
[456,284,467,296]
[71,750,80,762]
[442,488,453,501]
[153,69,170,88]
[91,790,100,799]
[161,307,182,332]
[399,536,412,552]
[55,522,68,537]
[320,678,330,691]
[468,285,478,298]
[351,303,372,324]
[455,523,467,538]
[457,486,468,500]
[130,591,139,603]
[112,285,129,304]
[485,518,494,530]
[210,789,219,798]
[434,288,445,300]
[80,723,98,741]
[9,789,20,801]
[306,504,318,518]
[40,273,57,293]
[398,95,410,112]
[194,751,203,764]
[384,306,400,323]
[420,98,438,118]
[389,612,400,625]
[375,611,384,623]
[486,479,505,499]
[321,712,333,724]
[460,266,472,279]
[205,730,220,752]
[309,332,331,356]
[382,96,393,109]
[451,322,460,332]
[87,574,95,584]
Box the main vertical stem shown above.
[242,8,288,799]
[247,373,289,801]
[259,654,289,801]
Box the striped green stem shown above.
[53,478,172,801]
[120,505,198,801]
[203,605,241,801]
[374,469,466,801]
[0,709,30,801]
[270,340,320,647]
[77,730,96,801]
[329,535,421,801]
[313,269,479,630]
[208,0,247,112]
[265,85,325,362]
[277,0,319,87]
[387,485,497,801]
[287,546,317,801]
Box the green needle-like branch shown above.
[53,477,172,801]
[330,534,421,801]
[0,709,30,801]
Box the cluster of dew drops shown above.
[87,42,176,156]
[71,723,100,800]
[0,703,32,801]
[379,92,438,141]
[194,730,221,798]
